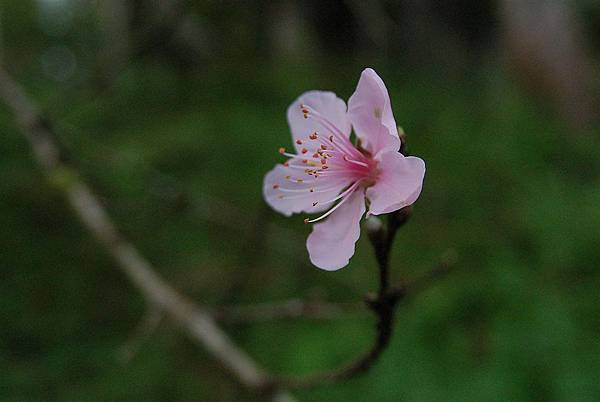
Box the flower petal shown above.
[263,162,352,216]
[306,189,366,271]
[347,68,401,156]
[366,153,425,215]
[287,90,351,153]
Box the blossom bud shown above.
[365,215,385,245]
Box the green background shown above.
[1,1,599,401]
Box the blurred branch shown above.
[0,66,296,402]
[117,306,163,364]
[500,0,598,131]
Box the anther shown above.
[312,152,320,158]
[283,162,289,167]
[272,184,279,189]
[279,147,286,154]
[285,175,291,180]
[309,132,318,140]
[310,188,314,192]
[312,202,318,206]
[321,145,327,150]
[296,139,303,145]
[321,158,327,165]
[304,218,309,224]
[329,135,334,142]
[296,179,303,183]
[302,159,308,164]
[301,148,308,154]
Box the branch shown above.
[392,248,458,302]
[0,67,296,402]
[270,214,457,389]
[270,208,413,388]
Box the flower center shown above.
[271,104,379,224]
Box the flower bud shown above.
[365,215,385,245]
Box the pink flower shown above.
[263,68,425,271]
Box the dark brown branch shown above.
[271,207,415,389]
[269,208,456,390]
[0,67,297,402]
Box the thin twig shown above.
[0,66,296,402]
[391,248,458,302]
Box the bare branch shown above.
[0,67,296,402]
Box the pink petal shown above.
[306,189,366,271]
[366,153,425,215]
[347,68,401,157]
[287,90,351,153]
[263,163,352,216]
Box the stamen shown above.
[343,155,369,168]
[300,105,355,149]
[296,139,303,145]
[318,181,361,205]
[276,186,315,193]
[305,182,362,223]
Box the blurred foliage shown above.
[1,1,599,401]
